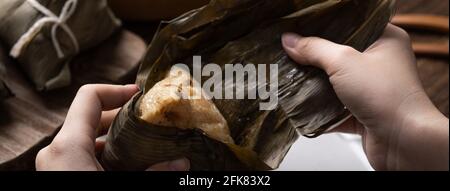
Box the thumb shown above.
[282,33,360,75]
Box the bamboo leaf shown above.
[102,0,396,171]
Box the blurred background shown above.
[0,0,448,170]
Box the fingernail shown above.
[282,33,301,48]
[169,158,190,171]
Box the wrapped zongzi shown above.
[0,0,121,90]
[101,0,396,171]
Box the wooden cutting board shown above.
[0,30,146,170]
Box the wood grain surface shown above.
[0,30,146,170]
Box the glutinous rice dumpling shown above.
[0,0,121,90]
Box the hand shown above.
[35,84,190,171]
[282,24,449,171]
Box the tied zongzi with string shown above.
[101,0,396,171]
[0,0,121,91]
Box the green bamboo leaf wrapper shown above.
[0,0,121,91]
[102,0,396,171]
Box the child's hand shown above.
[35,84,190,171]
[282,24,449,171]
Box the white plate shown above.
[277,133,374,171]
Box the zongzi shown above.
[101,0,396,171]
[0,0,121,90]
[139,65,234,144]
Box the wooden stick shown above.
[412,42,449,57]
[393,14,449,57]
[392,14,449,33]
